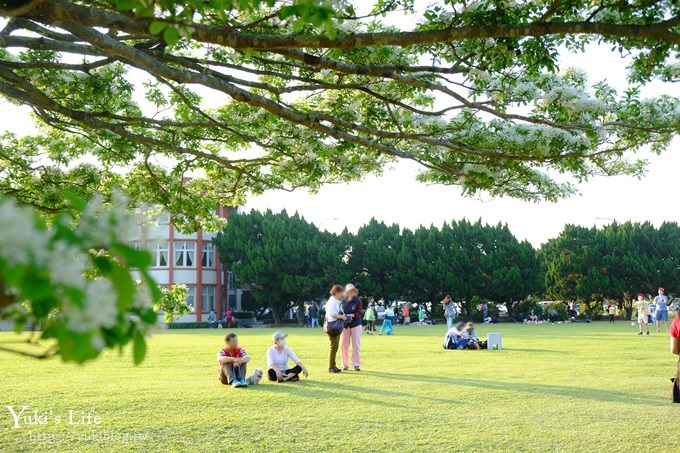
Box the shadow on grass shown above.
[365,371,668,407]
[250,377,461,407]
[500,348,563,354]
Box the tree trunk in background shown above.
[296,300,306,327]
[270,302,283,326]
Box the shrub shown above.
[232,311,254,319]
[167,322,211,329]
[545,303,568,321]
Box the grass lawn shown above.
[0,321,677,452]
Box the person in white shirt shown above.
[266,331,308,382]
[444,322,467,349]
[325,284,347,373]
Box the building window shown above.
[174,241,195,267]
[129,242,140,250]
[185,285,196,312]
[202,285,216,313]
[148,241,169,267]
[154,213,170,225]
[202,242,215,268]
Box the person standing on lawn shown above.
[443,295,456,330]
[325,284,347,373]
[309,303,319,328]
[418,305,426,326]
[654,287,670,332]
[670,311,680,402]
[267,331,309,382]
[402,303,410,325]
[225,309,233,329]
[607,304,616,323]
[341,284,363,371]
[634,293,650,336]
[304,305,311,328]
[364,302,375,335]
[217,333,251,388]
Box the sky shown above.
[0,16,677,247]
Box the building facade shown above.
[129,205,242,323]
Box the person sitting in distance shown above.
[217,333,251,388]
[267,332,309,382]
[444,321,467,349]
[461,322,482,350]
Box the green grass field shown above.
[0,321,677,452]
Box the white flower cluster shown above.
[0,194,155,350]
[74,192,139,247]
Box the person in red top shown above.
[402,303,410,325]
[670,313,680,402]
[217,333,251,388]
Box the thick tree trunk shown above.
[270,302,284,326]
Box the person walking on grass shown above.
[325,284,347,373]
[217,333,251,388]
[443,295,456,330]
[341,284,363,371]
[607,304,616,323]
[267,332,309,382]
[654,287,670,333]
[634,293,650,336]
[364,302,375,335]
[380,304,395,335]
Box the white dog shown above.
[246,368,263,386]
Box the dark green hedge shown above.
[167,322,212,329]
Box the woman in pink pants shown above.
[341,284,363,371]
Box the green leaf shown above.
[163,26,181,46]
[132,329,147,364]
[278,5,298,20]
[149,20,168,35]
[111,244,152,268]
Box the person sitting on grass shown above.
[461,322,483,350]
[444,322,467,349]
[267,332,309,382]
[217,333,251,388]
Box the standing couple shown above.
[324,284,362,373]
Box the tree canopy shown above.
[542,221,680,316]
[214,210,544,319]
[213,209,349,323]
[0,0,678,229]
